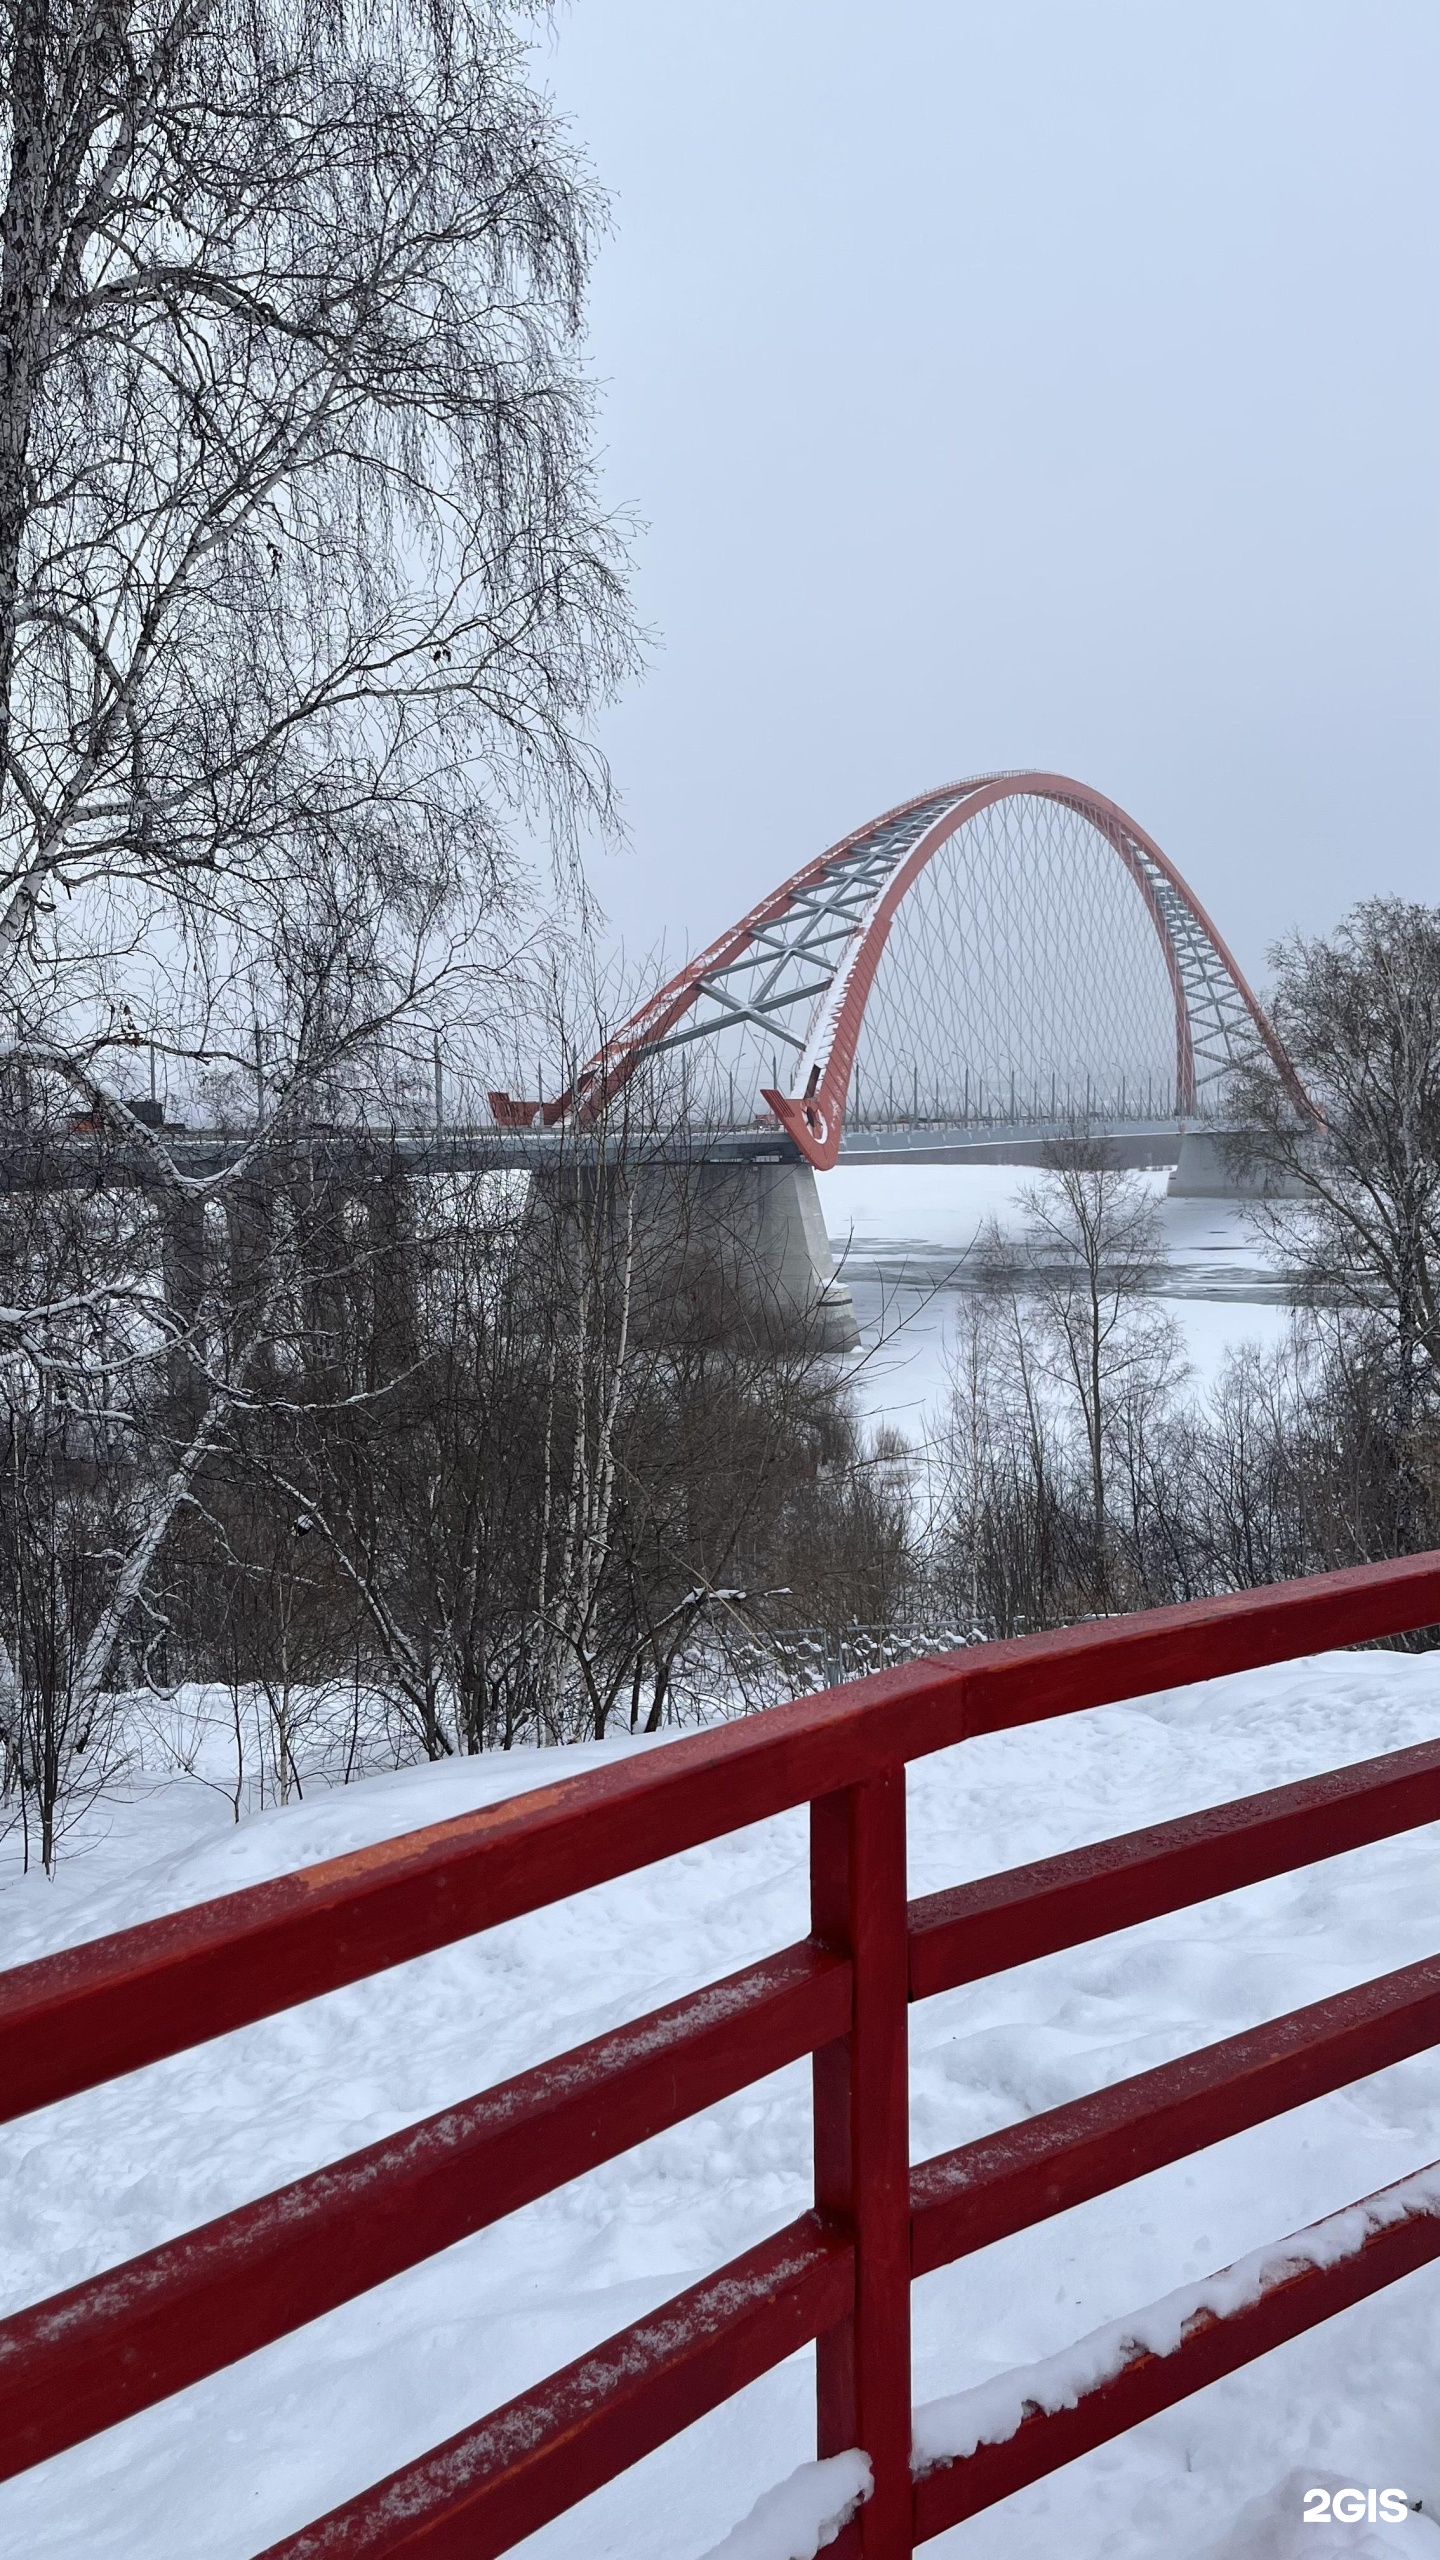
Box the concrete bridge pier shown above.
[662,1158,859,1353]
[365,1169,419,1375]
[157,1162,425,1397]
[527,1155,859,1353]
[159,1191,208,1409]
[1166,1128,1310,1199]
[224,1177,274,1327]
[161,1183,278,1404]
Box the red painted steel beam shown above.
[908,1733,1440,2002]
[512,779,957,1132]
[911,1950,1440,2278]
[3,1556,1438,2126]
[0,1943,847,2482]
[762,773,1308,1169]
[911,2169,1440,2542]
[251,2212,853,2560]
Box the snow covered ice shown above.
[5,1647,1440,2556]
[821,1162,1294,1433]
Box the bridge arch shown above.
[499,773,1306,1167]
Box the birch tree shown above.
[0,0,631,953]
[1232,901,1440,1551]
[0,0,632,1849]
[974,1141,1186,1613]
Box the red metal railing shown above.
[4,1556,1440,2555]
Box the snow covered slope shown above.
[4,1651,1440,2557]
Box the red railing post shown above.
[811,1767,912,2556]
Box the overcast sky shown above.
[536,1,1438,990]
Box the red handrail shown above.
[4,1553,1440,2558]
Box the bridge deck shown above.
[4,1116,1192,1184]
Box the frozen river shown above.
[820,1163,1295,1445]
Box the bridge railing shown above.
[3,1558,1440,2557]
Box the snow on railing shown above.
[699,2451,873,2560]
[913,2162,1440,2471]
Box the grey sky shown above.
[538,1,1437,990]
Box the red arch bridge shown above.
[45,774,1306,1358]
[492,771,1308,1348]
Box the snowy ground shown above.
[5,1651,1440,2556]
[819,1165,1294,1441]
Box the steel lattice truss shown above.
[495,773,1303,1167]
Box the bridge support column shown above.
[528,1157,859,1353]
[1167,1128,1310,1200]
[160,1192,207,1410]
[666,1159,858,1352]
[366,1169,418,1377]
[224,1176,274,1327]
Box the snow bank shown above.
[1203,2471,1440,2554]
